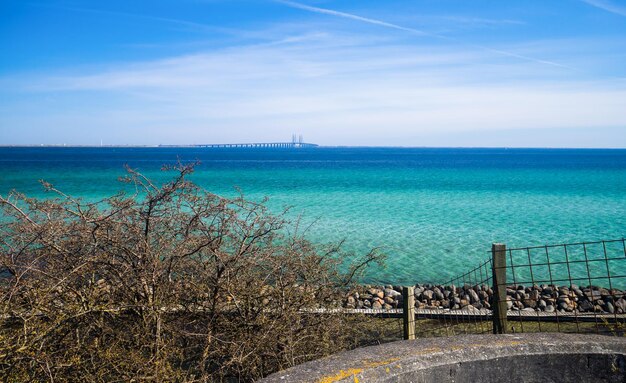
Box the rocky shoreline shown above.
[345,283,626,314]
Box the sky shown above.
[1,0,626,147]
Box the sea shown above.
[1,146,625,286]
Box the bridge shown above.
[159,134,318,149]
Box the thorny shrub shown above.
[0,163,384,382]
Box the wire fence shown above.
[344,237,626,342]
[493,238,626,335]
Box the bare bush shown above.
[0,164,383,382]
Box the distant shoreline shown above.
[1,145,625,150]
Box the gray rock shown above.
[578,300,593,312]
[538,299,547,310]
[558,301,571,311]
[385,288,400,298]
[434,288,445,301]
[422,290,434,301]
[545,305,555,313]
[615,298,626,312]
[469,289,480,303]
[557,295,571,305]
[606,302,615,314]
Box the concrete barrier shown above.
[260,333,626,383]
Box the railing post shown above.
[492,243,508,334]
[402,286,415,340]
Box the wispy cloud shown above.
[581,0,626,16]
[2,30,625,146]
[276,0,573,70]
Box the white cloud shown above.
[1,24,625,146]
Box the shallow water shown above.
[1,147,625,285]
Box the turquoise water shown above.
[1,147,625,285]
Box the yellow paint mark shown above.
[385,367,390,374]
[317,369,362,383]
[316,357,401,382]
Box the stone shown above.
[587,290,602,302]
[606,302,615,314]
[363,299,371,308]
[422,290,434,301]
[384,296,394,305]
[356,300,364,309]
[434,288,445,301]
[523,299,537,309]
[529,290,540,301]
[372,301,382,310]
[538,299,547,310]
[594,305,604,312]
[385,288,400,298]
[578,300,593,312]
[557,295,571,305]
[469,289,480,303]
[558,301,572,312]
[615,298,626,312]
[345,296,356,308]
[545,305,555,313]
[383,303,393,310]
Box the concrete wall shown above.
[260,333,626,383]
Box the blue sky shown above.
[1,0,626,147]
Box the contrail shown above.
[276,0,575,70]
[580,0,626,16]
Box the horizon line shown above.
[1,144,625,150]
